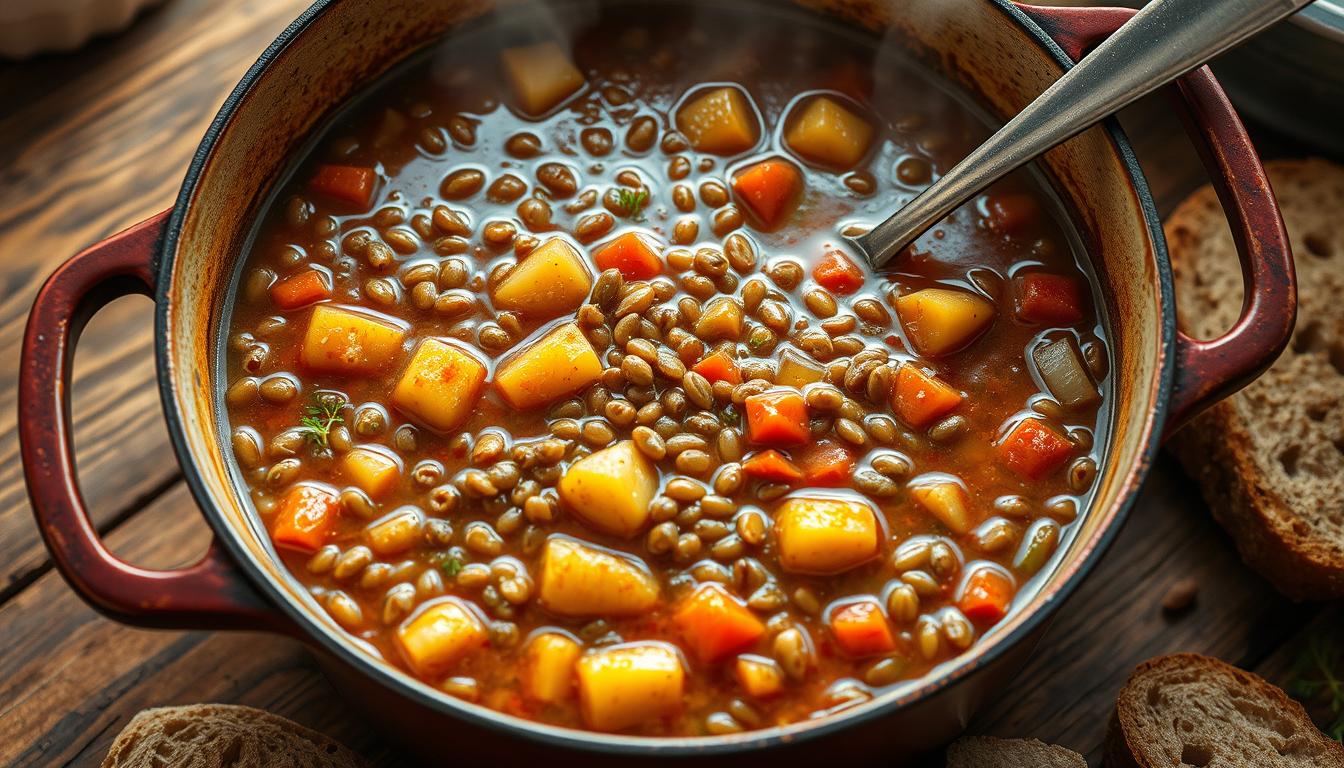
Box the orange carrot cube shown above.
[744,390,809,446]
[673,583,765,662]
[271,485,339,554]
[891,364,964,429]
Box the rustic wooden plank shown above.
[0,482,402,767]
[0,0,312,596]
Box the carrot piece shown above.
[984,192,1041,235]
[673,583,766,662]
[891,364,964,429]
[593,232,664,280]
[692,348,742,385]
[271,485,339,554]
[794,440,855,486]
[742,449,803,483]
[744,390,809,446]
[309,164,378,208]
[830,599,895,656]
[732,159,803,229]
[998,417,1074,481]
[812,249,865,295]
[1015,273,1085,325]
[270,270,331,310]
[958,567,1014,625]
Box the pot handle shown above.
[18,212,291,634]
[1018,3,1296,434]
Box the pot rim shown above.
[154,0,1173,755]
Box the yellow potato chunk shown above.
[558,440,659,538]
[395,597,487,678]
[524,632,583,703]
[694,296,744,341]
[909,475,974,534]
[365,506,423,557]
[895,288,995,357]
[501,42,585,115]
[675,86,760,155]
[341,446,401,499]
[775,496,881,575]
[785,96,875,169]
[775,348,825,388]
[494,322,603,410]
[391,338,487,433]
[577,642,685,731]
[735,654,786,699]
[301,305,407,374]
[538,536,659,617]
[490,237,593,320]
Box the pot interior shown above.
[160,0,1165,749]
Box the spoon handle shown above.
[854,0,1311,269]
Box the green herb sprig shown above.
[440,554,465,577]
[1288,633,1344,741]
[297,393,348,450]
[615,187,649,221]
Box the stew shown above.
[223,1,1109,736]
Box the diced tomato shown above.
[958,567,1014,625]
[673,583,765,662]
[732,159,803,229]
[1015,273,1084,325]
[812,249,865,295]
[795,440,855,486]
[270,269,331,310]
[744,390,809,446]
[271,485,340,554]
[984,192,1040,235]
[309,164,378,208]
[998,418,1074,481]
[692,348,742,385]
[593,232,664,280]
[743,449,803,483]
[829,599,895,656]
[891,364,964,429]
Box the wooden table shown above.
[0,2,1335,766]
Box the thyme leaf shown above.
[297,393,347,450]
[1288,632,1344,742]
[615,187,649,221]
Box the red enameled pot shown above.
[18,0,1294,763]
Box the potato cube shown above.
[524,632,583,703]
[909,475,974,534]
[395,597,488,677]
[537,536,659,617]
[391,338,487,432]
[501,42,585,115]
[577,642,685,731]
[365,506,424,557]
[694,296,744,341]
[775,496,880,575]
[494,322,603,409]
[895,288,995,357]
[735,654,785,699]
[785,96,874,168]
[558,440,659,538]
[341,446,401,499]
[301,305,407,374]
[775,348,825,388]
[675,86,760,155]
[491,237,593,320]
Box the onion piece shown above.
[1033,337,1099,410]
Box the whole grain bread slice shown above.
[101,704,368,768]
[1105,653,1344,767]
[1167,157,1344,600]
[946,735,1086,767]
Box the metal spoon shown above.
[851,0,1314,269]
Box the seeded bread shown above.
[1105,653,1344,767]
[101,704,367,768]
[946,736,1087,767]
[1167,157,1344,600]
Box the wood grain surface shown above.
[0,1,1334,767]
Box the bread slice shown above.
[946,736,1086,767]
[1105,653,1344,767]
[102,704,367,768]
[1167,157,1344,600]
